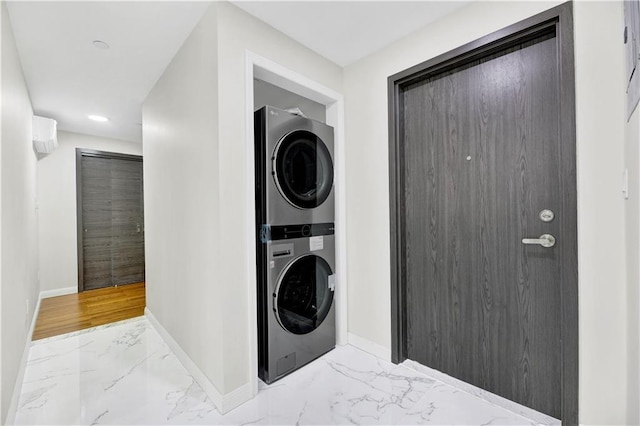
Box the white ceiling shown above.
[6,1,211,143]
[232,1,468,67]
[6,1,468,144]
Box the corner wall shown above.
[38,131,142,294]
[143,1,343,406]
[142,3,224,394]
[343,1,629,424]
[1,1,39,422]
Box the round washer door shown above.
[275,254,334,335]
[274,130,334,209]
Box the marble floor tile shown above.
[15,317,552,425]
[401,360,560,425]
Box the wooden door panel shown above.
[82,156,113,289]
[79,152,144,290]
[110,158,144,285]
[402,34,563,417]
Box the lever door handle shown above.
[522,234,556,248]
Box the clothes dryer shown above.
[254,106,335,226]
[256,223,336,384]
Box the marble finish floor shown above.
[15,317,556,425]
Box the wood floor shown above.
[33,282,145,340]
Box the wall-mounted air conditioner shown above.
[32,115,58,154]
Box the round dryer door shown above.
[274,130,334,209]
[275,255,334,335]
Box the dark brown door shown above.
[78,150,145,291]
[389,6,577,423]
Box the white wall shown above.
[0,1,38,422]
[37,131,142,293]
[625,50,640,426]
[625,105,640,425]
[344,1,630,424]
[574,2,627,423]
[143,2,224,395]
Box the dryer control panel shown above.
[261,222,334,242]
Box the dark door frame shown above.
[387,3,578,423]
[76,148,144,292]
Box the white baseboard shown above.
[39,286,76,299]
[144,308,253,414]
[347,332,391,362]
[5,294,43,424]
[219,382,253,414]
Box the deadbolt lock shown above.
[539,209,555,223]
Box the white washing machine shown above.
[256,223,335,384]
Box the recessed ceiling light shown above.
[88,115,109,122]
[92,40,110,50]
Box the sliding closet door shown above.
[77,149,144,291]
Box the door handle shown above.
[136,224,141,233]
[522,234,556,248]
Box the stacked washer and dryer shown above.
[254,105,336,384]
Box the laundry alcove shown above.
[244,52,347,397]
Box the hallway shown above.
[2,1,637,424]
